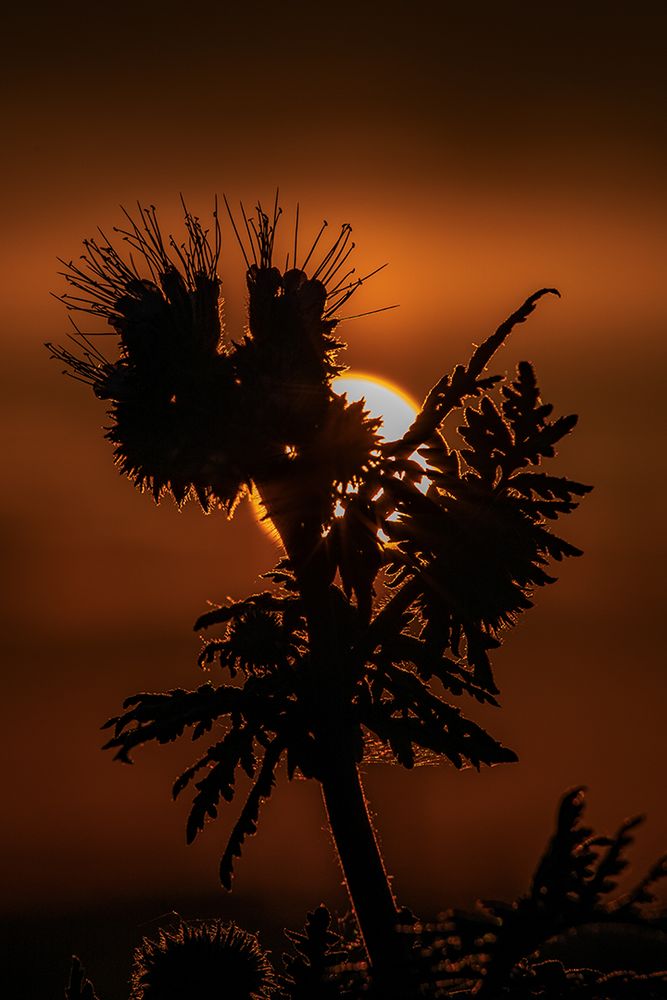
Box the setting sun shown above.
[332,374,420,443]
[252,374,421,537]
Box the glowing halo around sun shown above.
[251,373,421,539]
[331,373,420,443]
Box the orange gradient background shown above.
[2,2,665,994]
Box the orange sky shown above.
[2,2,666,993]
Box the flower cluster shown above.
[48,199,382,522]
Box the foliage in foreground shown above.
[407,788,667,997]
[267,790,667,998]
[65,789,666,999]
[273,789,667,997]
[129,920,277,1000]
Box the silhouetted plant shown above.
[280,904,365,999]
[66,956,99,1000]
[50,197,592,993]
[402,788,667,997]
[274,789,667,998]
[129,920,278,1000]
[272,795,667,998]
[471,962,667,999]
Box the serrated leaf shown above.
[219,739,283,889]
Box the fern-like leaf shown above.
[101,684,241,762]
[219,738,284,890]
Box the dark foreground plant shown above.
[50,197,593,994]
[66,956,99,1000]
[63,792,667,999]
[405,787,667,997]
[281,904,365,999]
[129,920,278,1000]
[279,791,667,998]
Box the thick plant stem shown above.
[319,748,407,990]
[308,594,407,990]
[255,481,409,991]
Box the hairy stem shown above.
[255,479,410,991]
[319,747,405,989]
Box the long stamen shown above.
[324,281,363,317]
[70,323,111,364]
[239,202,258,266]
[320,240,356,288]
[324,262,389,314]
[311,224,352,281]
[213,196,221,268]
[251,203,276,269]
[269,189,281,263]
[117,204,171,279]
[223,195,251,269]
[300,220,328,271]
[336,304,399,323]
[293,203,299,271]
[325,268,356,298]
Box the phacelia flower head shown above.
[49,197,383,528]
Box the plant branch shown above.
[388,288,560,456]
